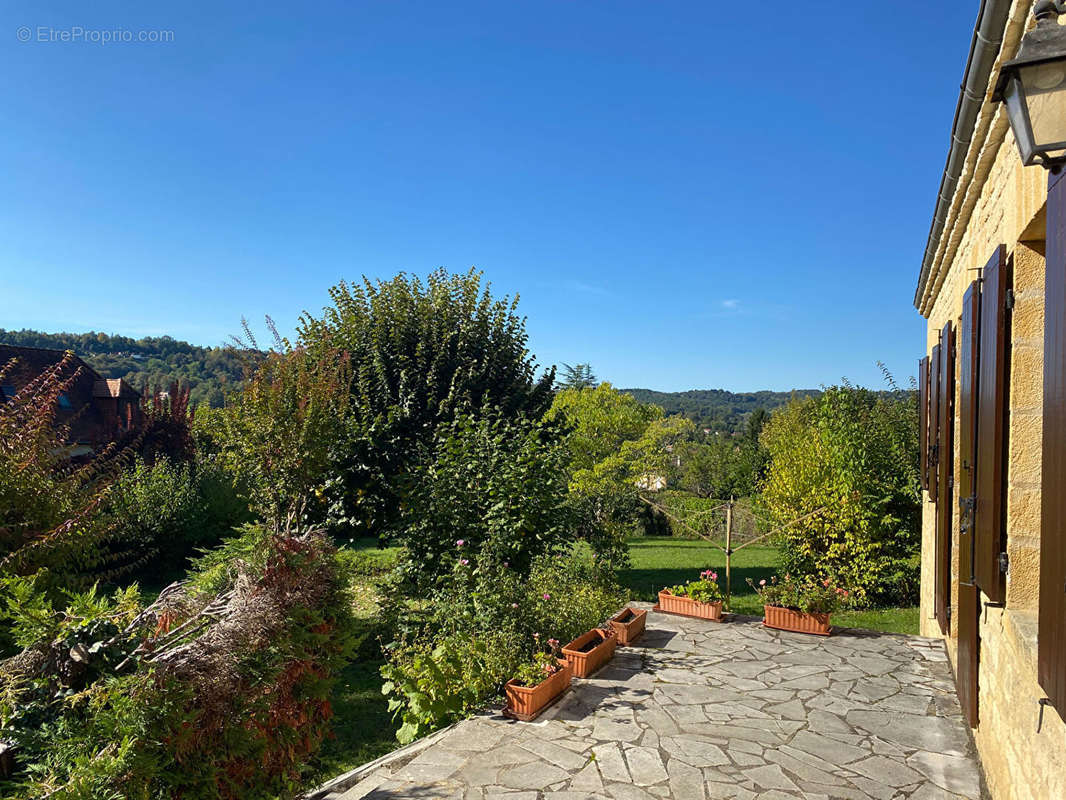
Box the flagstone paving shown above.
[324,605,985,800]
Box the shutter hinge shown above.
[999,552,1009,575]
[1006,289,1016,312]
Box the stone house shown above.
[913,1,1066,797]
[0,344,142,454]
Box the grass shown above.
[312,659,398,781]
[621,535,918,635]
[310,538,402,782]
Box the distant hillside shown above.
[621,388,822,434]
[0,329,246,408]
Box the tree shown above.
[759,383,920,605]
[295,269,556,539]
[558,363,598,390]
[547,383,662,473]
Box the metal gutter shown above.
[914,0,1013,312]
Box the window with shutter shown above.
[1040,169,1066,713]
[935,321,955,635]
[920,356,930,493]
[975,245,1010,604]
[956,282,981,727]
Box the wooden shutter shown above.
[919,356,931,492]
[958,282,980,584]
[929,343,942,504]
[975,245,1010,603]
[1040,170,1066,713]
[956,283,981,727]
[935,321,955,634]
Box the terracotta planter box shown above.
[657,590,723,621]
[504,660,571,721]
[607,606,647,645]
[561,628,617,678]
[762,604,832,636]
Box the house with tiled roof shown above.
[0,344,142,453]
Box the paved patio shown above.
[323,604,984,800]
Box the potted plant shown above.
[607,606,648,645]
[747,574,851,636]
[657,570,723,621]
[562,625,617,678]
[504,638,572,721]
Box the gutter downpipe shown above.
[914,0,1013,312]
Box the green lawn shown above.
[309,538,401,783]
[621,536,918,635]
[312,659,397,781]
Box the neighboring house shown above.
[0,344,142,453]
[914,2,1066,797]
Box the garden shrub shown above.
[106,456,248,580]
[759,381,921,605]
[397,413,574,594]
[0,529,356,799]
[380,548,626,743]
[209,342,352,536]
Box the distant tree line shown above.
[0,328,246,408]
[619,387,822,435]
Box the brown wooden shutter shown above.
[1040,170,1066,713]
[935,321,955,634]
[919,356,931,492]
[929,342,942,504]
[956,282,981,727]
[958,282,980,583]
[975,245,1010,603]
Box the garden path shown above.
[319,604,984,800]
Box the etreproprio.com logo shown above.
[16,25,175,44]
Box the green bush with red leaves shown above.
[0,527,357,800]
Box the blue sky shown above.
[0,2,975,391]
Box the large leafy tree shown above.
[295,269,556,537]
[759,383,920,605]
[547,382,662,473]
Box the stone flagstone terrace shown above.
[318,603,985,800]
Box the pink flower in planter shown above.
[460,559,469,566]
[823,579,831,587]
[710,572,718,581]
[503,561,509,567]
[543,593,551,600]
[547,638,559,648]
[512,603,519,608]
[759,579,767,586]
[456,539,465,547]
